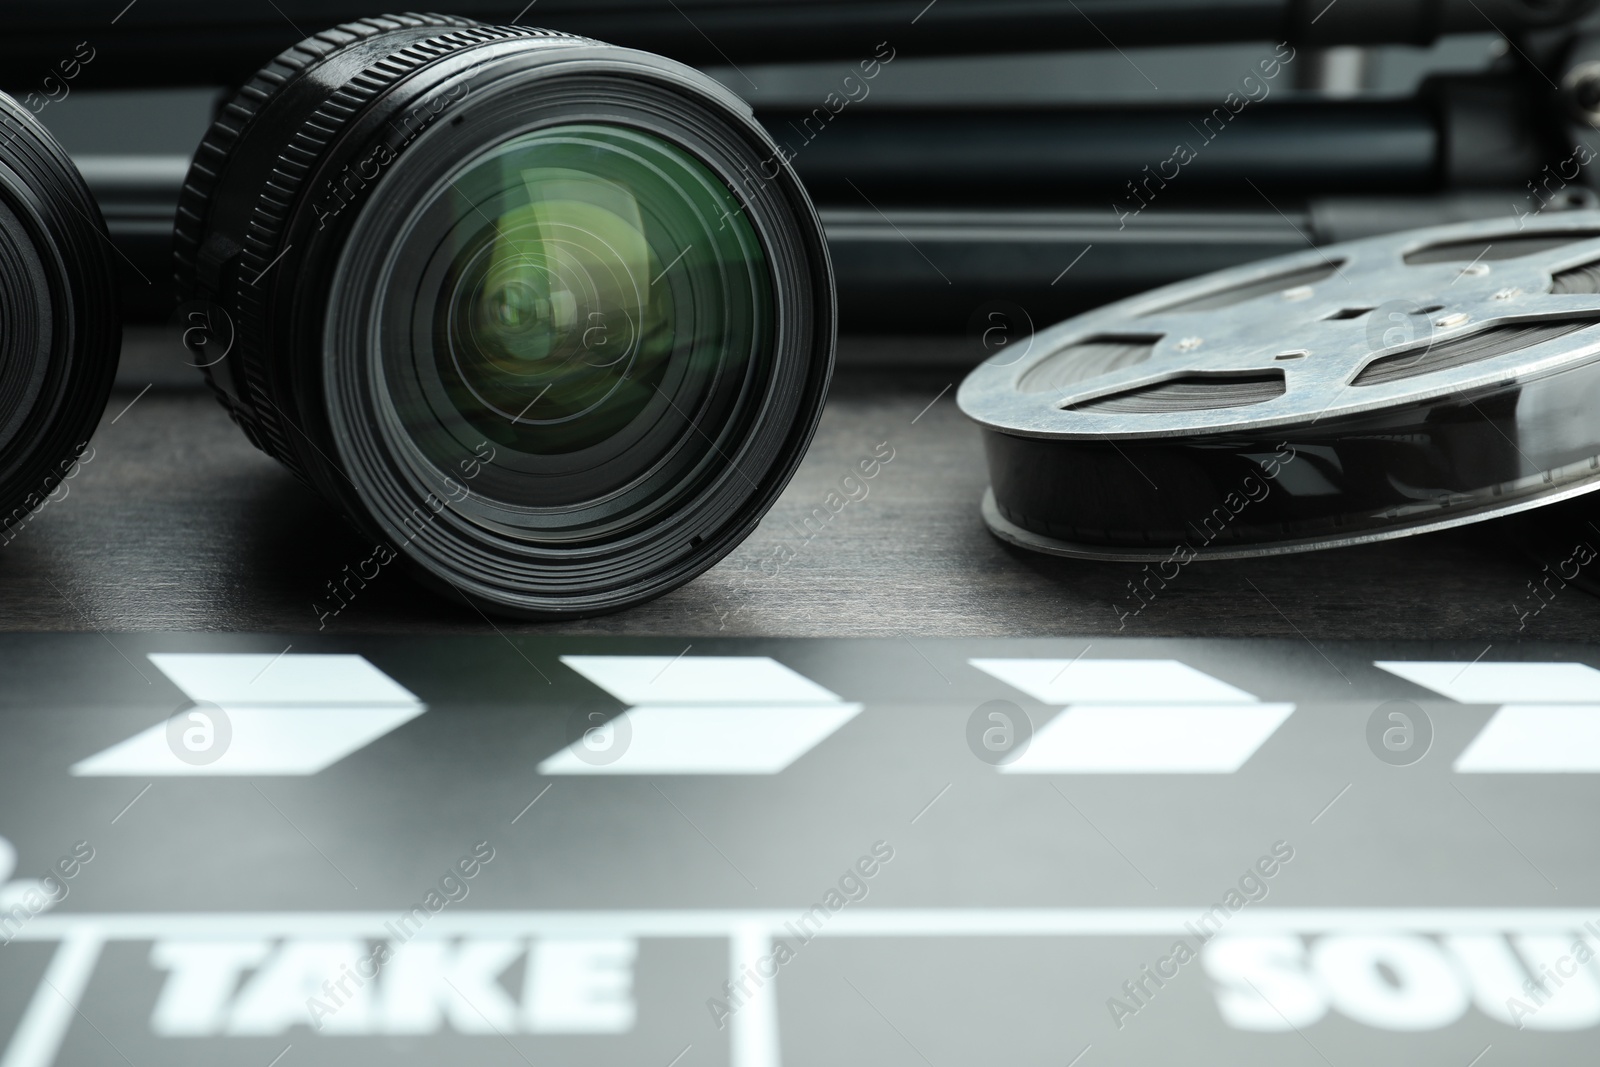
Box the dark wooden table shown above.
[5,332,1595,640]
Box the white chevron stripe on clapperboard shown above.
[1378,660,1600,772]
[970,658,1295,774]
[539,656,862,775]
[69,654,425,777]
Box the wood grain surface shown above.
[3,354,1595,640]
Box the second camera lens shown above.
[0,91,120,535]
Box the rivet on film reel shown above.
[957,212,1600,560]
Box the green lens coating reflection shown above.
[397,123,768,486]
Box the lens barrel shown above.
[0,92,120,535]
[174,13,835,618]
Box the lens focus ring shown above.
[174,13,514,468]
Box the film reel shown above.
[958,212,1600,560]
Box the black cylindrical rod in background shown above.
[0,0,1593,89]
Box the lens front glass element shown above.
[381,123,771,519]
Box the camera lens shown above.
[0,92,120,533]
[175,14,834,618]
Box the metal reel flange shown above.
[958,211,1600,560]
